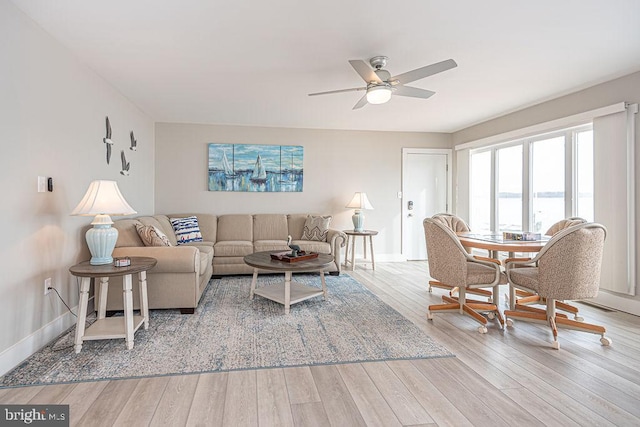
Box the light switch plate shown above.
[37,176,46,193]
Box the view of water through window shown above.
[469,125,593,233]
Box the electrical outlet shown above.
[44,278,52,295]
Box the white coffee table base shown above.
[250,270,327,314]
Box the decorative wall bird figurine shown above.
[286,235,301,257]
[120,150,130,176]
[103,116,114,164]
[129,131,137,151]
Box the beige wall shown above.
[452,71,640,312]
[0,0,155,371]
[155,123,451,257]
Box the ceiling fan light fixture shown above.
[366,85,392,104]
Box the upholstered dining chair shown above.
[507,217,587,320]
[424,217,506,333]
[427,213,494,302]
[504,222,610,349]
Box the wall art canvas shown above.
[208,143,303,192]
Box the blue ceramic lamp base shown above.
[352,210,365,232]
[86,215,118,265]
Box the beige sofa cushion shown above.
[114,219,144,247]
[217,215,253,241]
[254,214,288,240]
[287,214,308,240]
[214,241,254,257]
[293,240,331,254]
[198,246,214,273]
[254,240,289,252]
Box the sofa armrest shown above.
[327,229,347,248]
[326,229,347,273]
[112,246,199,274]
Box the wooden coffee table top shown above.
[244,251,333,272]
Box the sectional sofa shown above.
[97,213,346,313]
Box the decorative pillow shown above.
[170,216,203,245]
[135,224,172,247]
[302,215,332,241]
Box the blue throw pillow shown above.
[170,216,203,245]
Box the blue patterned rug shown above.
[1,273,453,388]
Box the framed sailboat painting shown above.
[208,143,304,192]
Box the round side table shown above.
[343,230,378,271]
[69,256,157,353]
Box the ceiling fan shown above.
[308,56,457,110]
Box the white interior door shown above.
[402,148,451,260]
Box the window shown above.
[497,145,522,231]
[531,136,565,233]
[575,129,594,221]
[470,150,491,231]
[469,125,592,232]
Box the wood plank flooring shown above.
[1,261,639,426]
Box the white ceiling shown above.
[11,0,640,132]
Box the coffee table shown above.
[244,251,334,314]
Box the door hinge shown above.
[446,163,449,172]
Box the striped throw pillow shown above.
[170,216,203,245]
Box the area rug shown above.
[1,273,453,388]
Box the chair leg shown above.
[428,299,500,334]
[428,280,492,300]
[513,290,583,321]
[506,297,610,349]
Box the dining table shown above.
[456,232,549,259]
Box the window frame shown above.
[468,123,592,232]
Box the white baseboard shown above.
[342,253,407,263]
[0,309,77,376]
[375,253,407,262]
[591,291,640,316]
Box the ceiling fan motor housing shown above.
[369,56,388,69]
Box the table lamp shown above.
[346,192,373,232]
[71,180,136,265]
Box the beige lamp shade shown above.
[345,192,374,210]
[71,180,136,219]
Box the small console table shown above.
[69,256,157,353]
[343,230,378,271]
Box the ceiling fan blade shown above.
[391,59,457,85]
[308,86,366,96]
[352,94,368,110]
[349,60,383,84]
[393,86,436,99]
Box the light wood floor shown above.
[2,262,639,426]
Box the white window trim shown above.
[455,102,626,151]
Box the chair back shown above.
[431,213,470,232]
[423,217,469,288]
[536,223,607,300]
[544,217,587,236]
